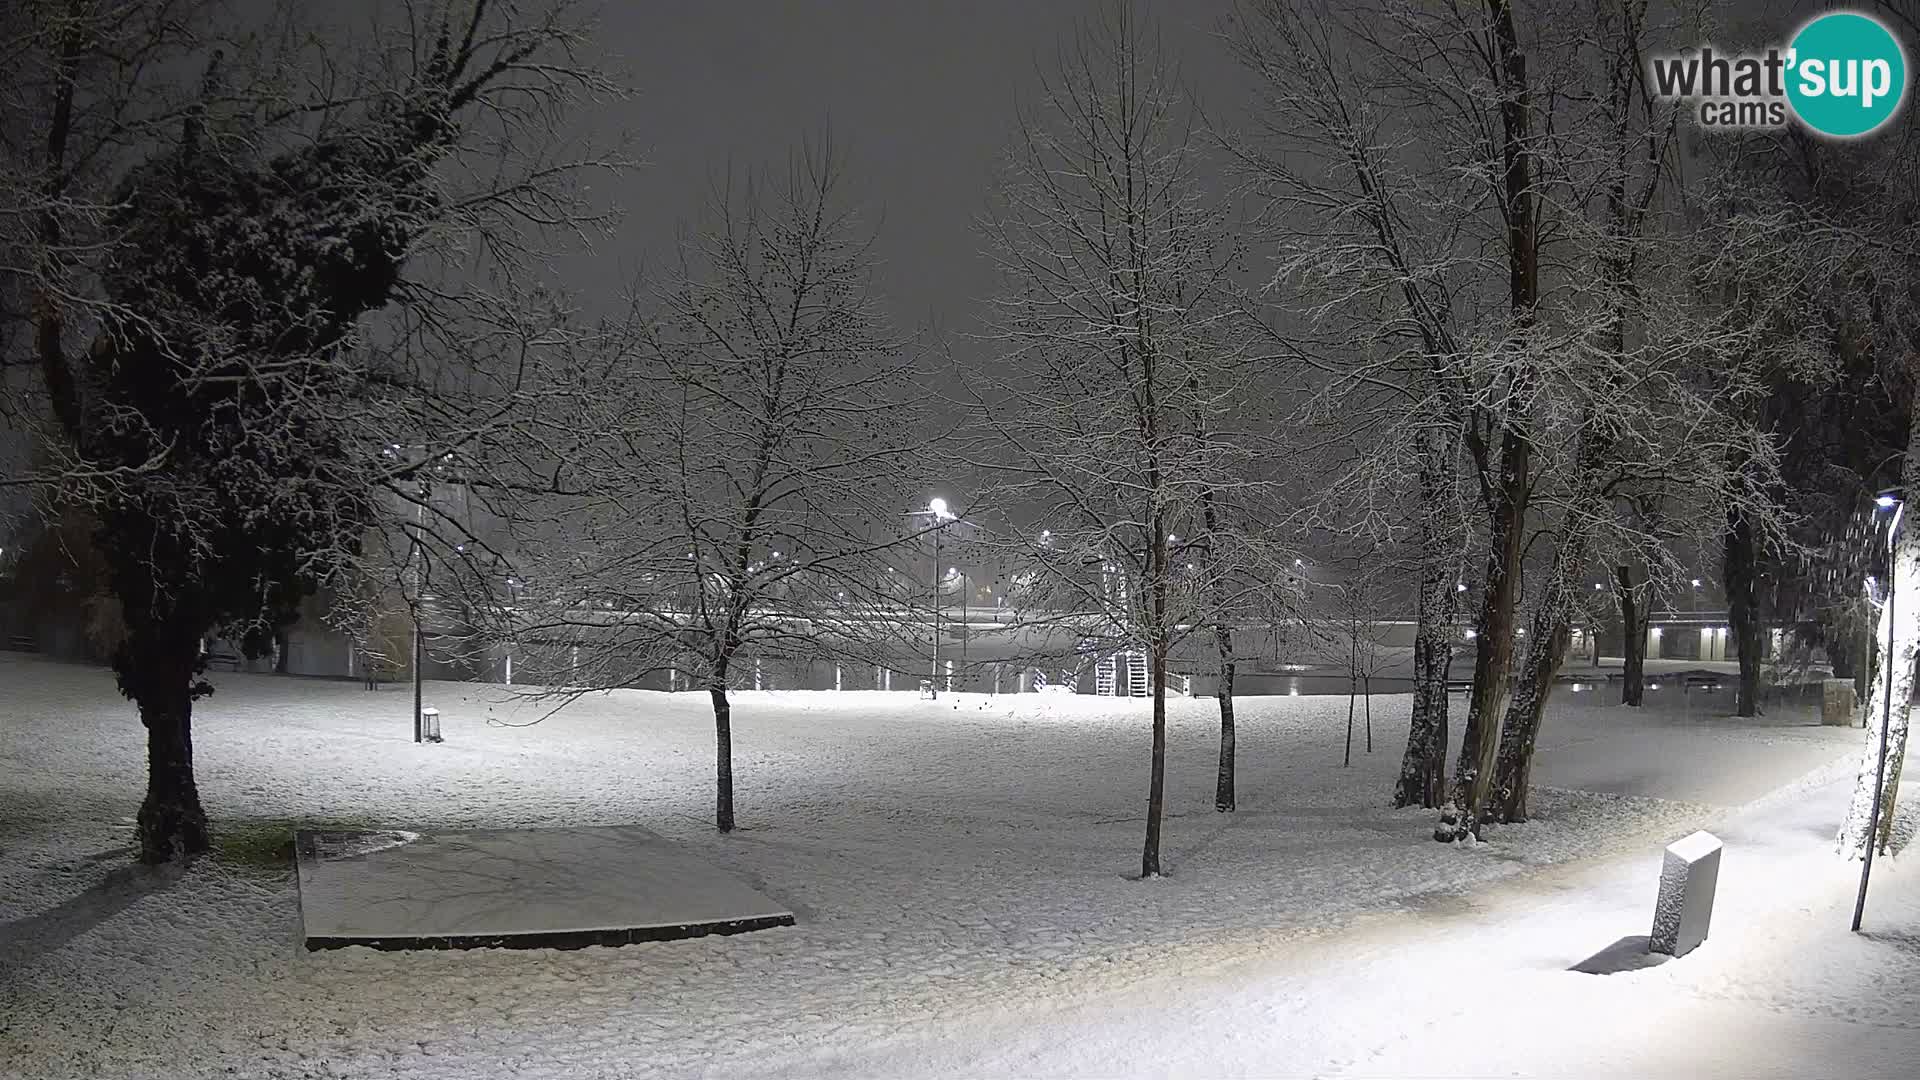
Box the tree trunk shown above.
[1396,533,1455,808]
[1141,486,1171,877]
[1143,640,1168,877]
[1840,396,1920,859]
[1882,749,1909,854]
[1345,680,1356,768]
[1199,463,1238,814]
[1840,536,1919,857]
[1491,539,1582,823]
[709,679,736,833]
[1214,625,1236,812]
[1442,471,1527,841]
[1726,507,1765,716]
[1363,677,1372,752]
[1345,633,1358,767]
[125,635,211,864]
[1441,0,1535,844]
[1617,565,1648,707]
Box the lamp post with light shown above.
[1854,490,1905,932]
[911,498,957,698]
[384,441,465,742]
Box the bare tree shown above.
[969,4,1295,875]
[1225,0,1501,817]
[527,140,932,834]
[1329,569,1391,769]
[1229,0,1787,835]
[1227,0,1539,833]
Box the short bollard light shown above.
[420,706,443,743]
[1651,830,1721,958]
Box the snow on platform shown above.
[295,824,793,950]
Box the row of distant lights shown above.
[1458,578,1707,643]
[1455,578,1707,594]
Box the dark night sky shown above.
[571,1,1245,336]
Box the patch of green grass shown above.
[214,816,377,871]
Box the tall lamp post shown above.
[1854,490,1905,932]
[387,441,452,743]
[912,497,957,698]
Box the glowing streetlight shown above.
[913,497,960,697]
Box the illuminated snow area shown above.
[1,653,1912,1078]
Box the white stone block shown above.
[1650,830,1721,957]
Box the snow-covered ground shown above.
[778,758,1920,1079]
[0,653,1904,1078]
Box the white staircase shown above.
[1125,651,1149,697]
[1094,650,1151,697]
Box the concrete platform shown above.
[295,825,794,950]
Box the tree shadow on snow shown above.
[0,862,186,969]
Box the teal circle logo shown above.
[1786,12,1907,137]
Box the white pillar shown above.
[835,663,843,691]
[505,651,513,686]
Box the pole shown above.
[931,527,941,699]
[412,497,424,743]
[1854,520,1900,931]
[412,621,424,744]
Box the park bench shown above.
[6,633,37,652]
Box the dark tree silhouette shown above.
[27,1,610,862]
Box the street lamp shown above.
[407,476,429,743]
[1855,489,1905,932]
[911,498,957,698]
